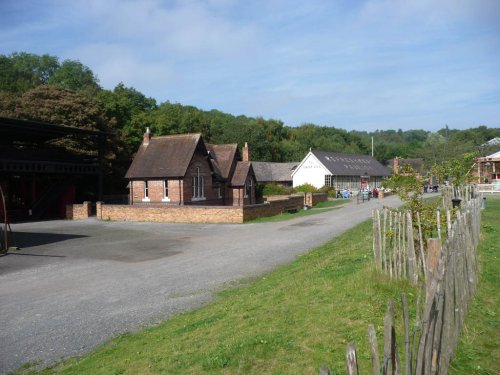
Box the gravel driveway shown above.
[0,196,402,373]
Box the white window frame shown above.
[244,178,252,198]
[217,183,222,199]
[142,180,150,202]
[162,179,170,202]
[192,167,206,201]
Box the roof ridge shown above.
[152,133,201,139]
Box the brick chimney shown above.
[393,157,399,175]
[242,142,250,162]
[143,127,151,146]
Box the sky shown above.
[1,0,500,131]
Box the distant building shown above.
[474,150,500,183]
[292,150,391,190]
[251,162,298,187]
[125,130,256,206]
[387,157,425,178]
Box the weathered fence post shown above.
[346,343,359,375]
[426,238,442,292]
[368,324,381,375]
[319,365,330,375]
[406,212,418,285]
[401,293,411,375]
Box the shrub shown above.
[318,185,336,198]
[293,183,317,194]
[261,183,293,196]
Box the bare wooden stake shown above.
[416,211,427,281]
[436,208,442,240]
[383,300,395,375]
[368,324,381,375]
[319,365,330,375]
[346,342,359,375]
[401,293,411,375]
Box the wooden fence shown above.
[323,195,481,374]
[372,187,480,285]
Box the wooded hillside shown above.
[1,52,499,193]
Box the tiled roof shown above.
[206,143,238,179]
[252,162,298,183]
[125,133,204,178]
[312,150,391,177]
[231,161,253,186]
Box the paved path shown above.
[0,196,402,373]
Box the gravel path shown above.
[0,196,402,373]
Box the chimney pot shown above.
[242,142,250,162]
[143,127,151,145]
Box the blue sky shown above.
[1,0,499,131]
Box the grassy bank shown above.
[450,195,500,374]
[29,197,498,374]
[247,199,346,223]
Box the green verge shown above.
[247,199,346,223]
[25,196,498,375]
[449,195,500,375]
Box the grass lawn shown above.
[247,199,346,223]
[26,197,499,374]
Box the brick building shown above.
[125,130,256,206]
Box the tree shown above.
[430,152,477,185]
[0,52,59,94]
[48,59,100,92]
[15,85,113,155]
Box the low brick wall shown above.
[67,201,92,220]
[305,192,328,207]
[244,195,304,221]
[97,202,243,224]
[91,194,305,224]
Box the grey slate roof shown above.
[125,133,205,178]
[311,150,391,177]
[252,162,298,183]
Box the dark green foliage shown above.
[293,183,317,193]
[261,183,293,196]
[1,51,500,196]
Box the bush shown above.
[261,183,293,196]
[318,185,336,198]
[293,183,317,194]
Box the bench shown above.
[283,205,298,214]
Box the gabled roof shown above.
[125,133,204,178]
[206,143,238,180]
[231,161,254,186]
[311,150,391,176]
[252,162,298,183]
[486,151,500,158]
[482,137,500,147]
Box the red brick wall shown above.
[94,194,305,224]
[67,201,92,219]
[243,195,304,221]
[305,192,328,206]
[97,203,243,224]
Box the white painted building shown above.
[292,150,391,190]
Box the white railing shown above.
[477,183,500,193]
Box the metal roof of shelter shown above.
[0,116,108,143]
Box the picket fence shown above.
[321,194,481,374]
